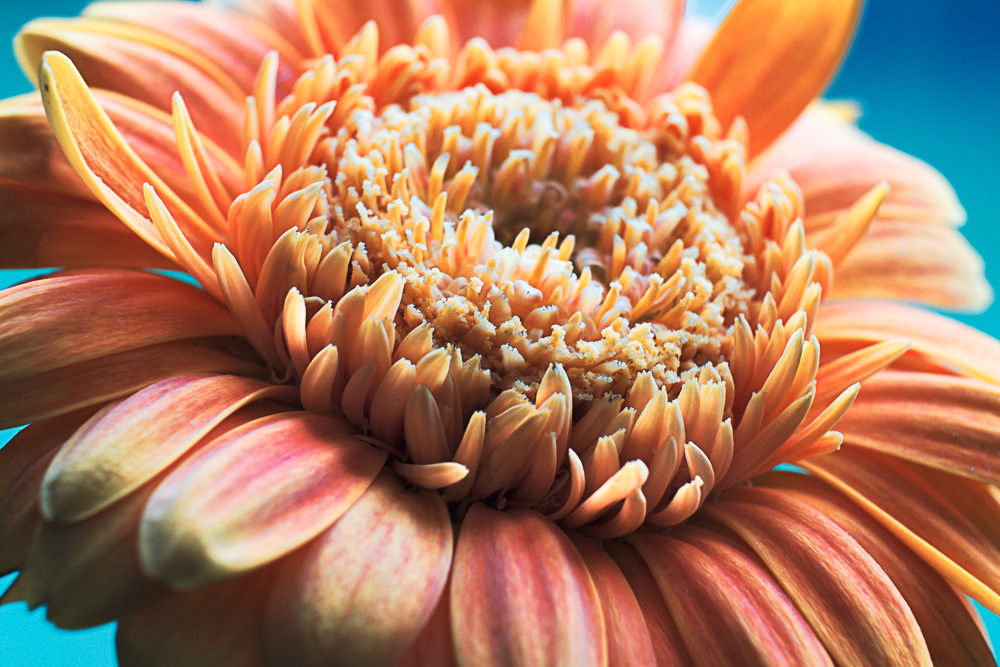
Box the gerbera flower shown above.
[1,0,999,663]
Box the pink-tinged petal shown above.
[803,448,1000,614]
[831,220,991,310]
[747,106,966,232]
[815,300,1000,386]
[0,93,92,197]
[602,540,694,666]
[41,374,297,523]
[0,271,238,383]
[629,527,832,665]
[658,16,713,91]
[39,52,221,261]
[0,179,172,270]
[19,18,246,155]
[830,370,1000,484]
[20,482,167,630]
[567,0,684,51]
[306,0,443,52]
[688,0,862,156]
[139,412,386,588]
[759,471,996,666]
[567,532,656,667]
[451,504,607,667]
[82,1,302,94]
[395,587,458,667]
[704,487,932,666]
[442,0,538,48]
[0,338,265,430]
[116,570,269,667]
[265,470,452,666]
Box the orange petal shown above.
[19,482,167,630]
[832,220,991,311]
[306,0,441,52]
[451,504,607,666]
[629,526,832,665]
[0,338,264,430]
[39,51,219,261]
[602,540,694,665]
[139,412,386,587]
[688,0,862,156]
[567,532,656,667]
[0,178,171,270]
[759,471,996,666]
[567,0,684,50]
[830,370,1000,484]
[704,487,931,666]
[395,587,458,667]
[0,271,238,383]
[815,300,1000,386]
[20,17,246,155]
[803,448,1000,615]
[41,374,297,523]
[265,470,452,666]
[116,569,268,667]
[443,0,538,48]
[748,105,966,232]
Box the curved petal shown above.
[759,471,996,666]
[748,106,966,232]
[815,300,1000,386]
[19,481,167,630]
[139,412,386,588]
[802,447,1000,615]
[265,470,452,666]
[0,271,238,383]
[450,504,607,666]
[0,338,265,430]
[41,374,297,523]
[442,0,539,48]
[831,370,1000,484]
[0,179,171,270]
[116,569,268,667]
[704,487,932,666]
[601,540,694,665]
[629,526,832,665]
[688,0,862,156]
[567,532,656,667]
[395,588,458,667]
[831,220,991,310]
[19,17,245,155]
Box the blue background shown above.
[0,0,998,663]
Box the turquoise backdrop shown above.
[1,0,998,664]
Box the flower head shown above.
[1,0,999,664]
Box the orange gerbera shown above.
[1,0,998,664]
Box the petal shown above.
[704,487,932,666]
[802,447,1000,614]
[41,374,297,523]
[567,0,684,51]
[602,540,694,665]
[19,17,246,155]
[831,370,1000,484]
[815,300,1000,386]
[116,570,268,667]
[19,482,167,630]
[307,0,442,52]
[688,0,862,156]
[395,588,458,667]
[567,532,656,667]
[0,178,171,270]
[629,526,832,665]
[0,338,265,430]
[443,0,541,48]
[748,106,966,232]
[450,504,607,666]
[264,470,452,666]
[831,220,991,310]
[759,471,996,666]
[0,271,238,383]
[39,52,221,261]
[139,412,386,588]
